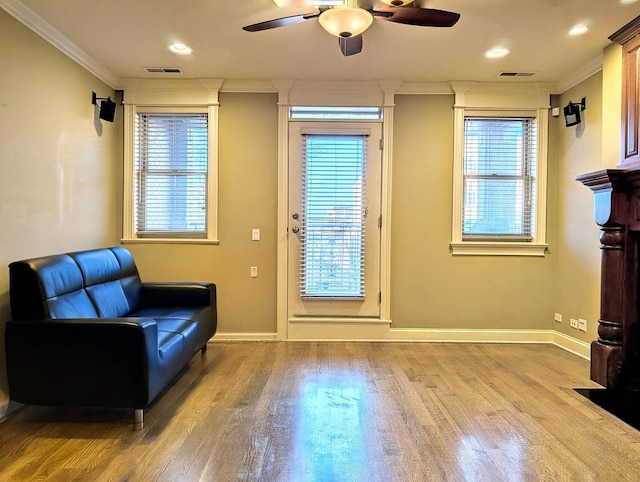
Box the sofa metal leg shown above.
[201,344,207,356]
[133,409,144,431]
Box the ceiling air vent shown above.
[498,71,536,77]
[144,67,184,74]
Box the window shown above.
[462,116,536,240]
[135,113,208,238]
[290,106,382,120]
[300,134,367,298]
[451,108,548,256]
[123,104,219,244]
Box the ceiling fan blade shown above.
[372,7,460,28]
[242,12,320,32]
[339,35,363,56]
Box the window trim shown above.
[451,108,548,256]
[123,104,219,245]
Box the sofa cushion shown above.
[9,254,98,320]
[130,306,213,349]
[86,281,131,318]
[155,329,192,384]
[38,256,84,298]
[109,247,143,309]
[157,318,198,356]
[71,249,141,318]
[48,290,98,319]
[71,249,123,285]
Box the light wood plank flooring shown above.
[1,342,639,481]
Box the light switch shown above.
[252,228,260,241]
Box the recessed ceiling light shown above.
[620,0,638,4]
[484,47,510,59]
[569,24,589,36]
[168,43,193,55]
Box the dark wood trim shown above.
[610,16,640,167]
[609,15,640,45]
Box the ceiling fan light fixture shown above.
[318,7,373,38]
[379,0,413,6]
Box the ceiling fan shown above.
[242,0,460,57]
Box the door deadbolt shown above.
[292,213,299,220]
[291,226,300,234]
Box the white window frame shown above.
[122,84,220,245]
[451,106,548,256]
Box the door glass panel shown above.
[300,134,367,298]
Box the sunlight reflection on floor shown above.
[291,370,373,481]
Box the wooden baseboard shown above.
[551,331,591,360]
[210,328,591,360]
[390,328,590,360]
[210,332,279,342]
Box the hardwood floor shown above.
[1,342,639,481]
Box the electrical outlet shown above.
[554,312,562,323]
[570,318,578,329]
[250,266,258,278]
[578,318,587,332]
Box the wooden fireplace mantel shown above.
[578,17,640,389]
[577,169,640,388]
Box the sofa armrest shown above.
[140,282,216,308]
[5,318,159,408]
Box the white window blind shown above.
[462,116,537,240]
[134,113,208,238]
[300,134,367,298]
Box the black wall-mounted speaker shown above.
[99,98,116,122]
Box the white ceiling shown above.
[4,0,640,91]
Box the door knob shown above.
[291,226,300,234]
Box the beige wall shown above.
[602,43,623,167]
[0,10,120,417]
[550,73,604,343]
[390,95,555,329]
[125,93,279,336]
[549,44,626,344]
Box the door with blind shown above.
[288,122,382,319]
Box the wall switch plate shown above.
[578,318,587,332]
[570,318,578,329]
[250,266,258,278]
[554,312,562,323]
[251,228,260,241]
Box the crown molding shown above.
[554,54,603,94]
[450,81,553,109]
[0,0,119,88]
[221,80,278,93]
[395,82,453,95]
[609,15,640,45]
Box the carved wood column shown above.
[577,170,636,388]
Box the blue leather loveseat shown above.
[5,246,216,429]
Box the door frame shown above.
[274,81,398,340]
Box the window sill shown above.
[121,238,220,246]
[450,241,547,257]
